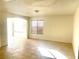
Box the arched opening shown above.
[7,17,27,48]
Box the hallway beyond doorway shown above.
[7,17,27,47]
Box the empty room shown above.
[0,0,79,59]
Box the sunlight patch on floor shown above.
[38,47,55,58]
[37,47,68,59]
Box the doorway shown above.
[7,17,27,48]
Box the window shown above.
[31,20,44,34]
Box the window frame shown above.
[31,20,44,34]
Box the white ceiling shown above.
[4,0,79,16]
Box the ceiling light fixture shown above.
[35,10,39,13]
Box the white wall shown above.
[29,15,73,43]
[0,0,3,47]
[73,6,79,59]
[0,0,7,47]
